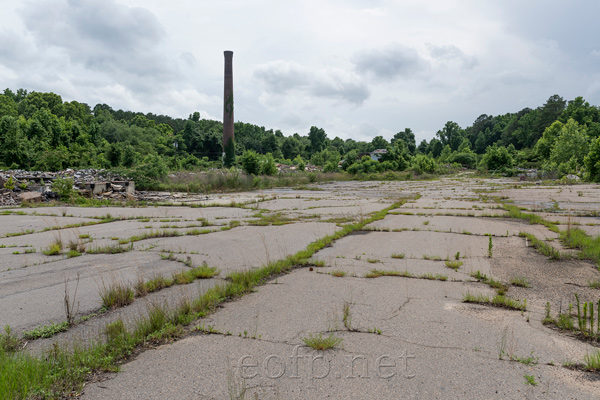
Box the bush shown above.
[3,176,15,190]
[241,150,261,175]
[52,177,74,201]
[448,152,477,168]
[323,161,338,172]
[294,155,306,171]
[261,153,278,175]
[411,154,436,174]
[479,144,514,172]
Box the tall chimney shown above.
[222,50,235,166]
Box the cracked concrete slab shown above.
[4,178,600,399]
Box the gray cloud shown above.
[352,43,429,80]
[254,60,369,105]
[18,0,175,93]
[427,44,478,70]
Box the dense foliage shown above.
[2,88,600,182]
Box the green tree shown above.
[559,96,600,126]
[585,136,600,182]
[547,118,589,174]
[535,120,563,159]
[370,135,389,151]
[308,126,327,154]
[122,145,138,167]
[281,136,301,160]
[437,121,464,151]
[0,116,29,168]
[392,129,416,154]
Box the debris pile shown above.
[275,163,321,173]
[0,169,135,205]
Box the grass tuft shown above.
[42,240,62,256]
[584,350,600,371]
[444,260,463,270]
[463,292,526,311]
[99,278,134,309]
[510,276,531,288]
[301,333,343,350]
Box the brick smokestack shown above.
[222,50,235,166]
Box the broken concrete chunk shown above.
[20,192,42,203]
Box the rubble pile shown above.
[0,169,135,205]
[275,163,321,173]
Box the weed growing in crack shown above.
[519,232,564,260]
[42,240,62,256]
[23,322,70,340]
[445,260,462,270]
[419,273,448,281]
[463,292,526,311]
[524,375,538,386]
[99,276,134,309]
[510,276,531,288]
[584,350,600,370]
[589,279,600,289]
[329,270,347,277]
[469,270,507,293]
[0,325,21,352]
[342,302,354,331]
[301,333,343,350]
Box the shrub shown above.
[241,149,261,175]
[411,154,436,174]
[261,153,278,175]
[479,144,514,172]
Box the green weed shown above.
[23,322,70,340]
[301,333,343,350]
[445,260,463,270]
[584,350,600,371]
[463,292,526,311]
[510,276,531,288]
[99,278,134,309]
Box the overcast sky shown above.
[1,0,599,144]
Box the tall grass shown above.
[560,228,600,265]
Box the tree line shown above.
[1,88,600,181]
